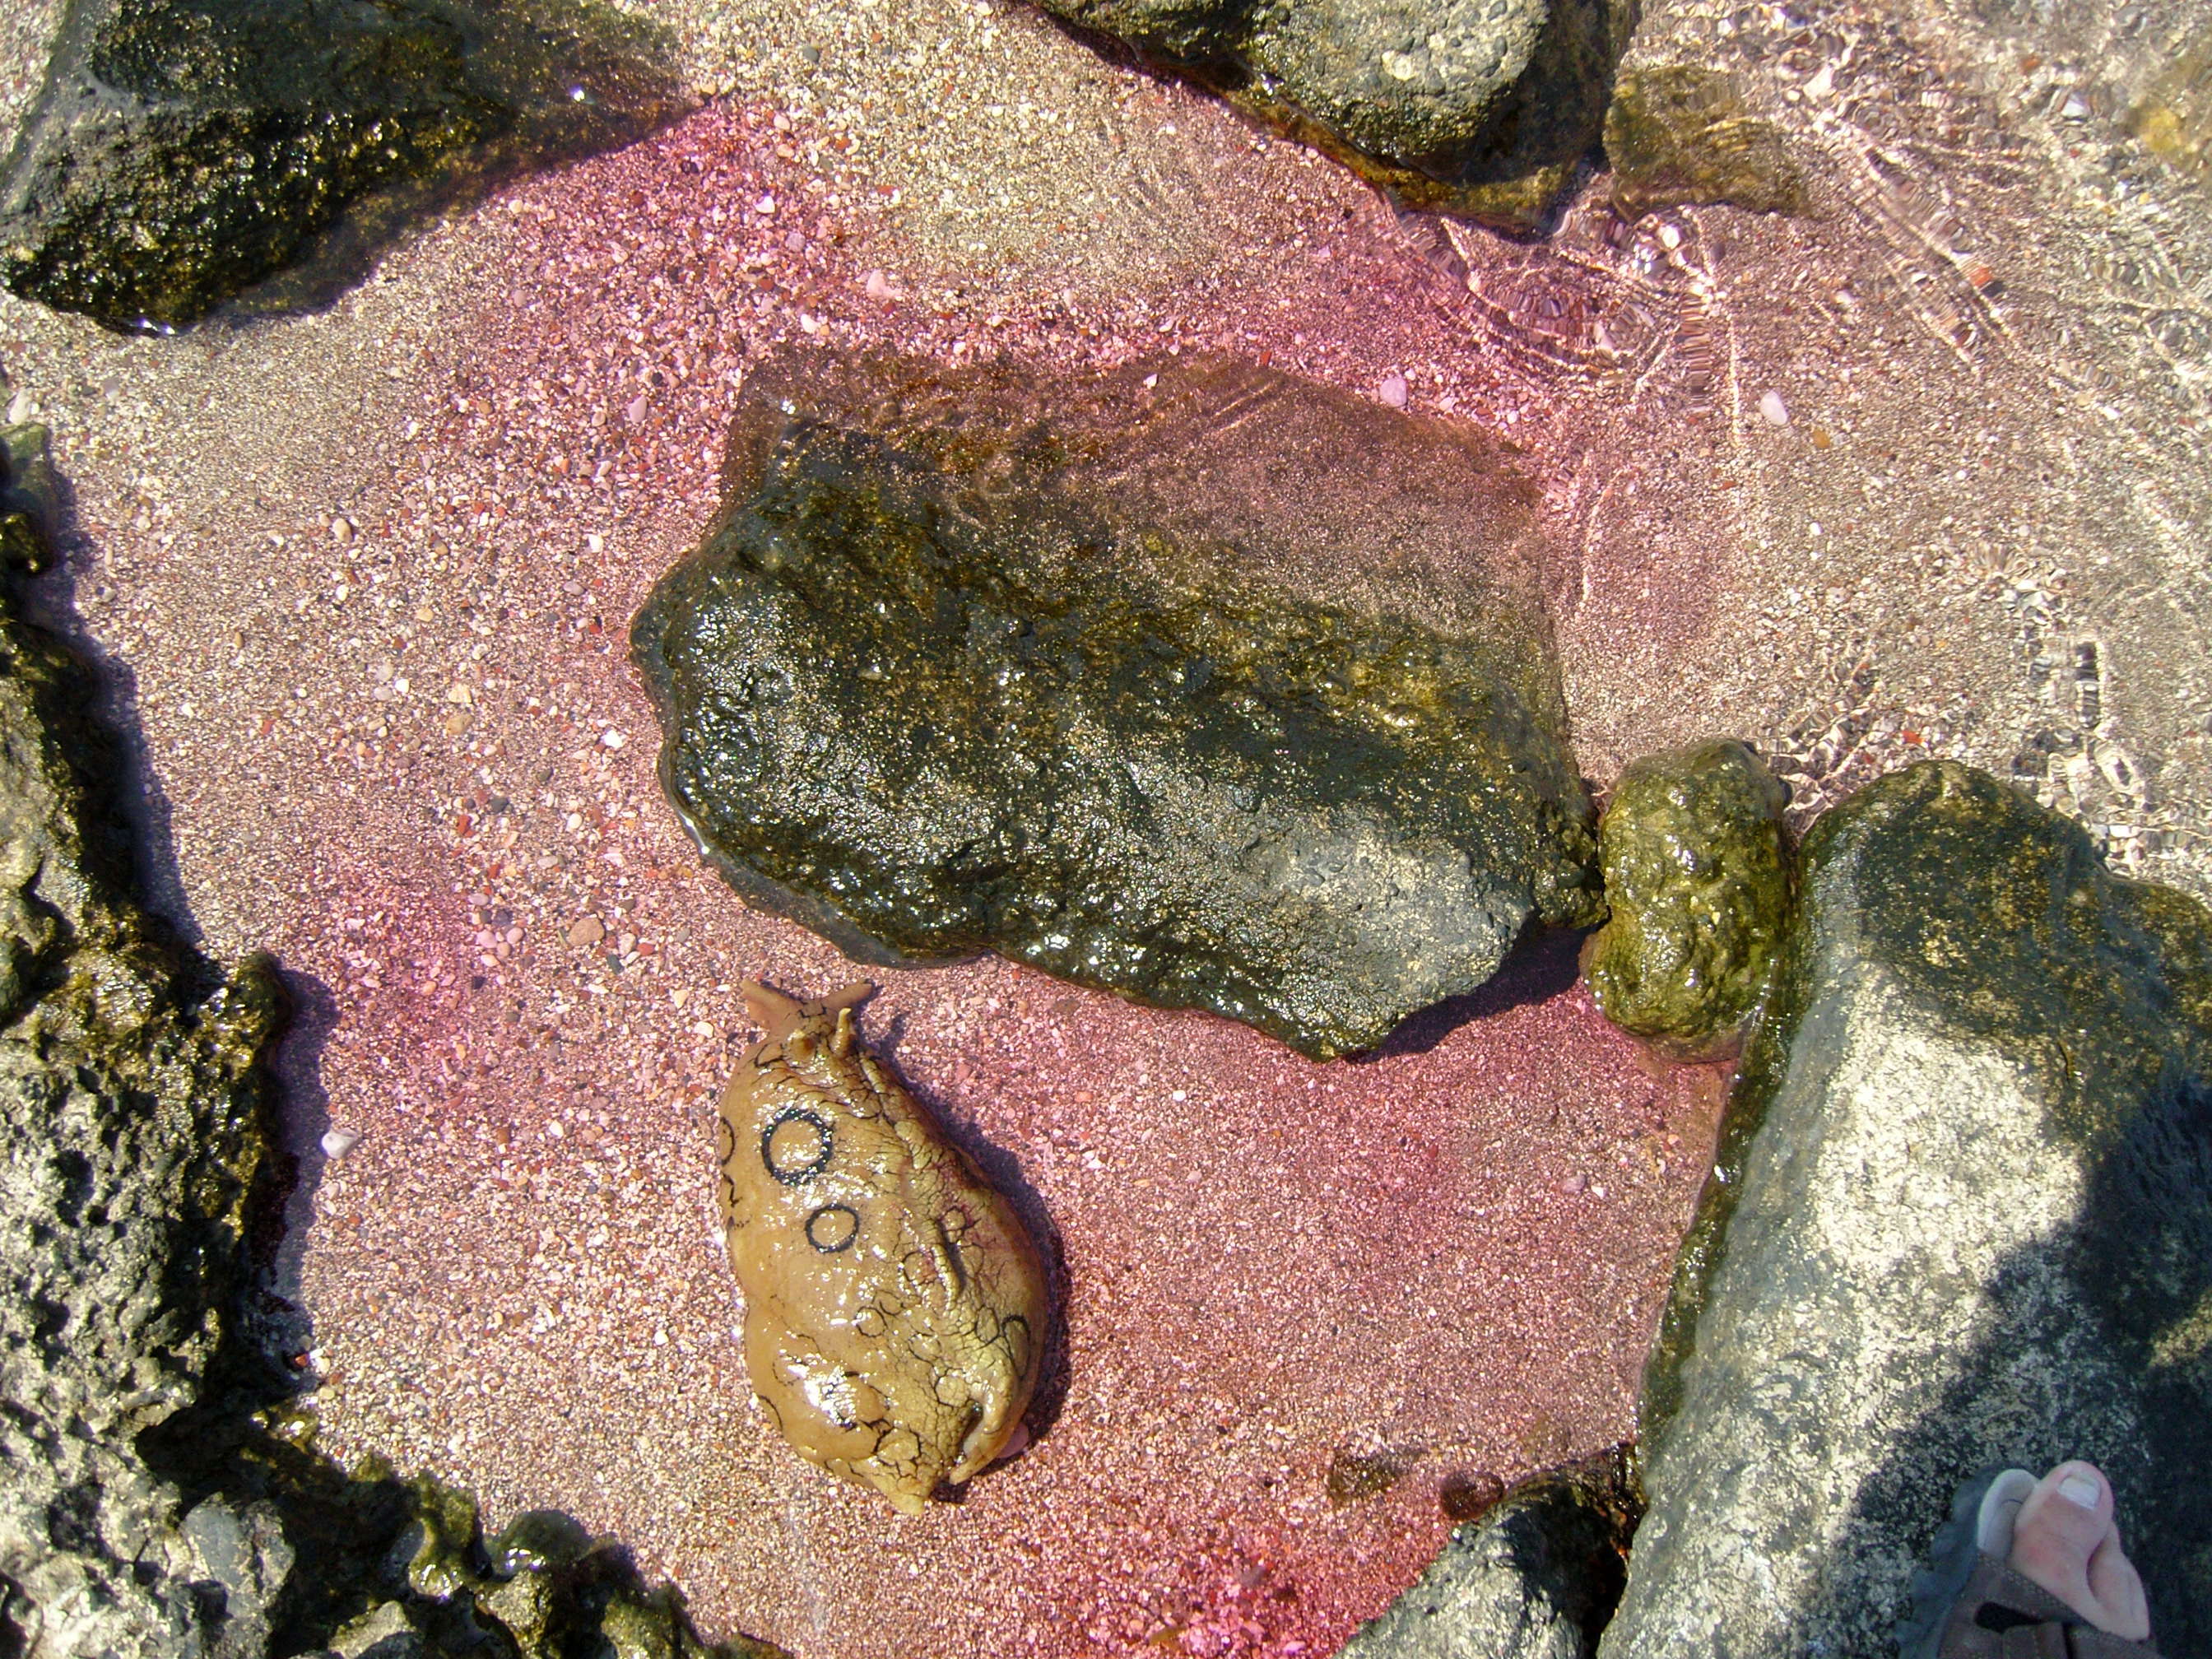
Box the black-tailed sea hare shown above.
[717,979,1048,1513]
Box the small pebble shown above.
[1759,390,1791,427]
[1378,372,1410,409]
[321,1128,360,1159]
[567,915,606,948]
[1558,1173,1587,1195]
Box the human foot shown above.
[1898,1462,2159,1657]
[2003,1462,2150,1643]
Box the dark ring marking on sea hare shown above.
[806,1204,861,1254]
[761,1106,834,1185]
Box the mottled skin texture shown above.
[718,980,1048,1513]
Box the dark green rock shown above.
[1584,738,1791,1057]
[1610,761,2212,1652]
[633,354,1601,1058]
[0,0,688,332]
[1033,0,1633,231]
[0,424,783,1659]
[1338,1450,1636,1659]
[1603,65,1804,221]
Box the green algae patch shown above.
[1585,738,1791,1057]
[633,354,1600,1058]
[0,0,689,331]
[1604,65,1804,221]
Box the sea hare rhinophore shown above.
[717,979,1048,1513]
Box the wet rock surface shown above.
[633,354,1601,1058]
[1602,65,1805,221]
[1031,0,1632,228]
[0,0,687,331]
[0,417,282,1658]
[1338,1454,1635,1659]
[1584,738,1791,1057]
[0,426,781,1659]
[1606,760,2212,1655]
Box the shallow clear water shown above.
[2,0,2207,1650]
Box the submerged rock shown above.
[0,424,781,1659]
[1338,1453,1635,1659]
[1606,762,2212,1654]
[0,0,688,331]
[1602,65,1805,221]
[718,980,1049,1513]
[1032,0,1633,230]
[633,354,1601,1058]
[1584,739,1791,1057]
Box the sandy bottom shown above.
[4,0,2207,1648]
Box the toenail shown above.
[2057,1472,2101,1508]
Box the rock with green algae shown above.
[1602,65,1804,221]
[0,424,784,1659]
[1584,738,1791,1057]
[1031,0,1634,230]
[0,0,689,332]
[632,353,1602,1059]
[1606,761,2212,1655]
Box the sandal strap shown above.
[1941,1559,2162,1659]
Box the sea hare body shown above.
[633,353,1600,1058]
[717,979,1048,1513]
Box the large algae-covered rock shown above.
[1584,739,1791,1057]
[634,354,1601,1058]
[1031,0,1633,230]
[0,0,687,331]
[1604,761,2212,1655]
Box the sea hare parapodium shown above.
[717,979,1048,1513]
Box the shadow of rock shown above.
[1355,926,1588,1062]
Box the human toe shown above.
[2007,1461,2150,1643]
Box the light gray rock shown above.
[1339,1465,1630,1659]
[1029,0,1632,228]
[1605,760,2212,1657]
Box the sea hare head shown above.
[716,978,1049,1512]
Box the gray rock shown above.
[184,1499,296,1659]
[0,425,788,1659]
[0,425,284,1658]
[1339,1462,1631,1659]
[1606,760,2212,1656]
[1030,0,1632,229]
[631,354,1601,1058]
[0,0,688,331]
